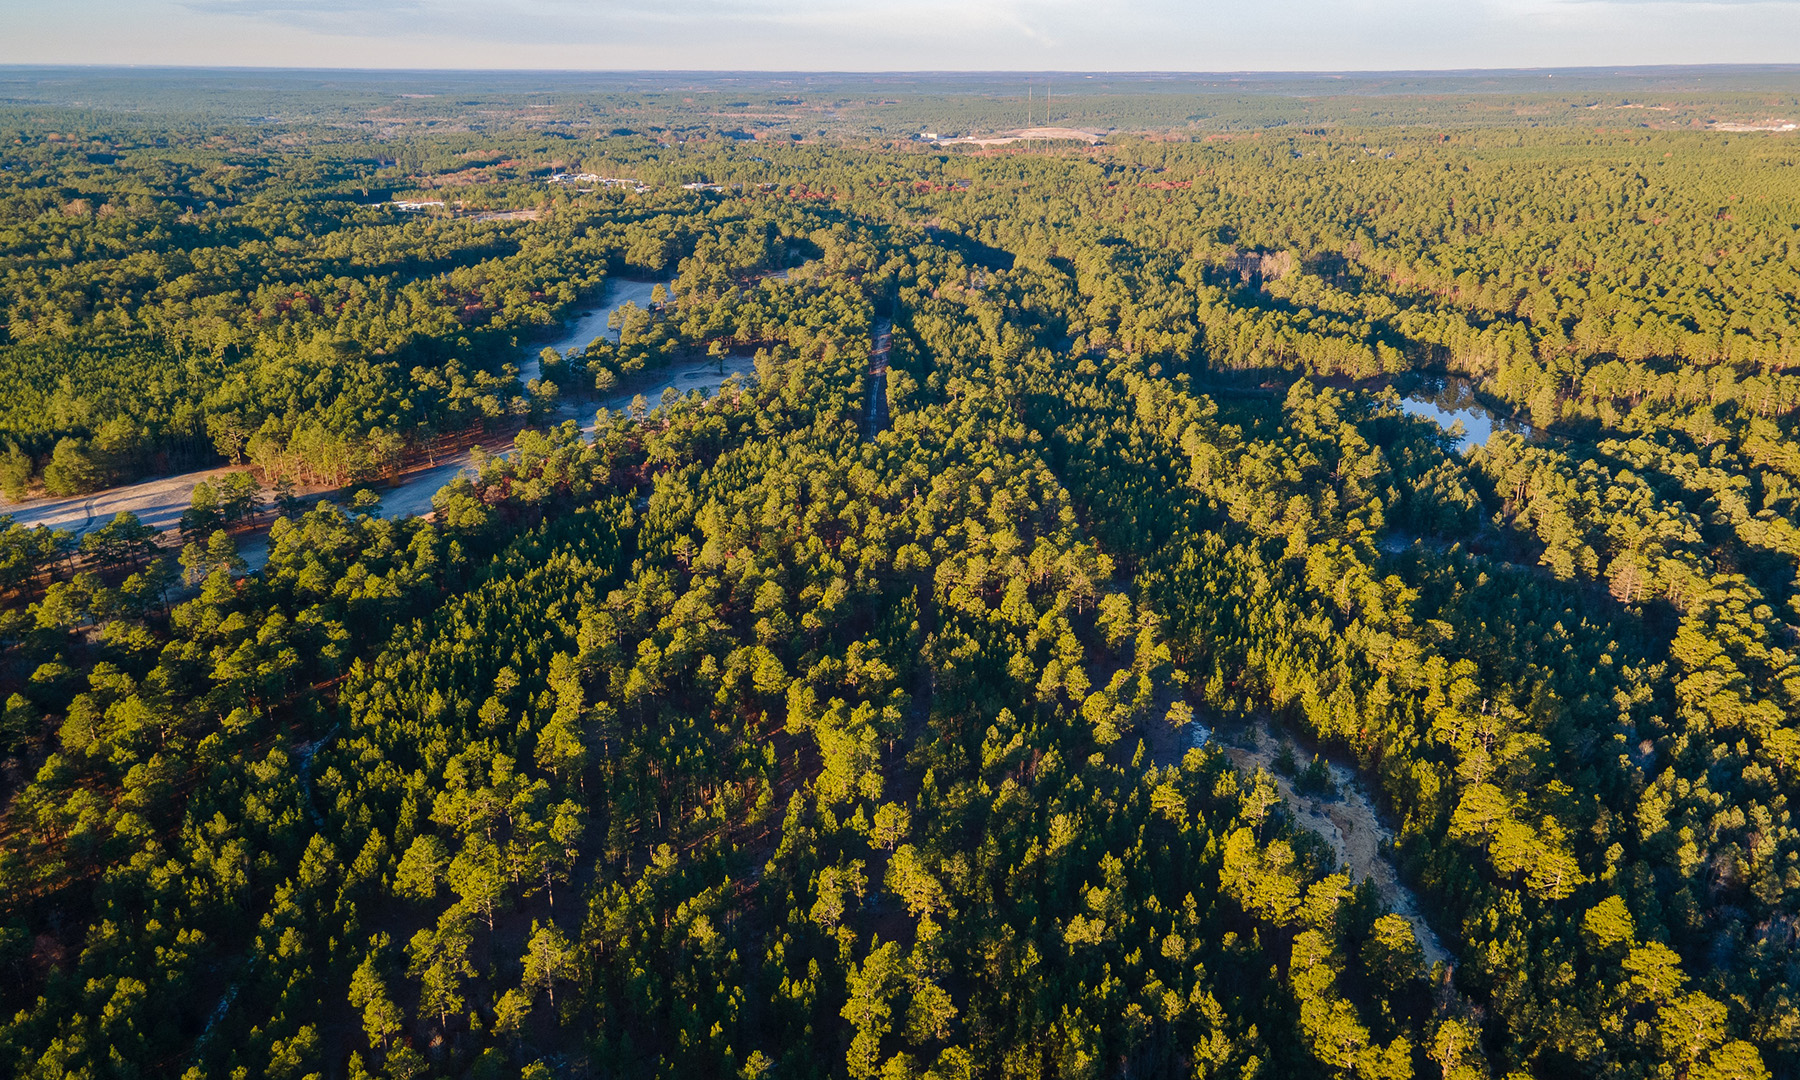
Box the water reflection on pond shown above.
[362,281,761,522]
[522,277,774,428]
[521,278,667,384]
[588,354,759,430]
[521,279,763,432]
[1397,374,1534,453]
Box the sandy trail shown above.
[5,274,802,552]
[4,465,246,537]
[1212,721,1452,968]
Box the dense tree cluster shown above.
[4,90,1800,1079]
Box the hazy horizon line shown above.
[6,62,1800,77]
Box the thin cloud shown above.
[1558,0,1800,5]
[185,0,424,15]
[181,0,1087,49]
[14,0,1800,69]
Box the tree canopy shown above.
[4,79,1800,1080]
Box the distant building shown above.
[547,174,648,192]
[392,200,445,211]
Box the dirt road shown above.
[866,319,892,439]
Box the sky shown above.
[3,0,1800,71]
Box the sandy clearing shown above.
[520,278,666,384]
[1213,721,1453,969]
[937,127,1105,147]
[3,465,251,537]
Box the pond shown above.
[1397,373,1533,453]
[521,277,779,420]
[519,278,668,384]
[523,270,794,386]
[589,353,760,429]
